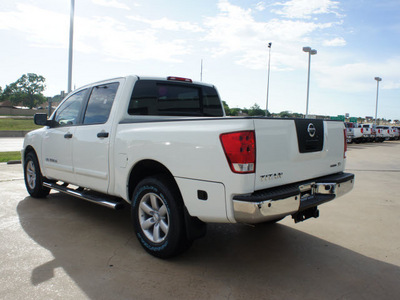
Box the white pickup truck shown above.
[23,75,354,258]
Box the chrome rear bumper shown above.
[233,172,354,224]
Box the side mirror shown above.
[34,113,50,126]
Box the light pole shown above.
[266,42,272,116]
[68,0,75,93]
[200,59,203,82]
[303,46,317,118]
[374,77,382,125]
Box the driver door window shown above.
[54,90,86,126]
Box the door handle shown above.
[97,132,109,138]
[64,133,73,139]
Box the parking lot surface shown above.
[1,141,399,299]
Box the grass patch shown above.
[0,151,21,163]
[0,118,42,131]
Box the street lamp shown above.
[266,42,272,116]
[303,46,317,118]
[68,0,75,93]
[374,77,382,125]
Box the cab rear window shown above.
[128,80,223,117]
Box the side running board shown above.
[43,182,124,210]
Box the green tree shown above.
[3,73,47,109]
[222,101,231,116]
[230,108,240,116]
[292,112,304,118]
[278,111,291,118]
[248,103,266,116]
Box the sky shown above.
[0,0,399,120]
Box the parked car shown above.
[360,124,376,142]
[376,126,391,141]
[345,122,355,143]
[22,75,354,258]
[389,126,399,140]
[351,124,364,143]
[374,125,386,142]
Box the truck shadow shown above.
[18,193,400,299]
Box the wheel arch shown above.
[23,145,38,165]
[127,159,181,204]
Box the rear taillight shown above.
[361,128,364,133]
[220,131,255,174]
[343,129,347,159]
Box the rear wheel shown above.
[24,152,50,198]
[131,176,191,258]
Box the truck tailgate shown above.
[254,119,346,191]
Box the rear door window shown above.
[83,83,119,125]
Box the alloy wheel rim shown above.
[26,160,36,190]
[138,192,169,244]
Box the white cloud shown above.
[203,0,339,70]
[128,16,204,32]
[92,0,131,10]
[255,2,266,11]
[75,16,190,62]
[271,0,341,19]
[0,4,68,49]
[323,37,346,47]
[0,4,190,63]
[316,57,400,93]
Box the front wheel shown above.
[131,176,191,258]
[24,152,50,198]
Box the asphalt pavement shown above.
[0,141,399,299]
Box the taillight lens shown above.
[220,131,256,173]
[361,128,364,133]
[343,129,347,159]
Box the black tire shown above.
[131,175,191,258]
[24,152,50,198]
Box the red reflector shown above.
[220,131,256,174]
[167,76,192,83]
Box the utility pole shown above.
[266,42,272,116]
[68,0,75,93]
[200,59,203,82]
[302,46,317,118]
[374,77,382,125]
